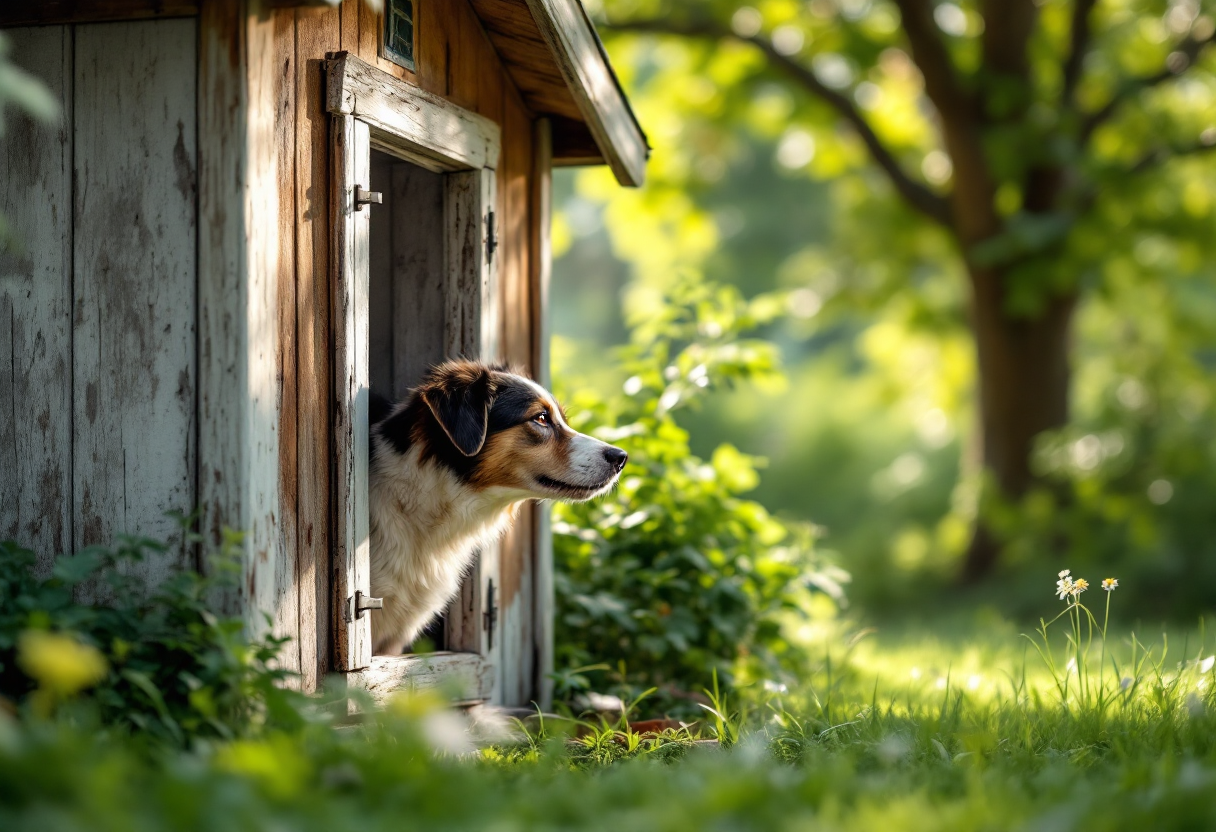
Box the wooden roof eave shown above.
[471,0,648,187]
[523,0,647,187]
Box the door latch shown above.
[355,185,382,210]
[486,210,498,265]
[349,590,383,621]
[483,578,498,650]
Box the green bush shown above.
[0,532,307,746]
[3,617,1216,832]
[552,278,848,702]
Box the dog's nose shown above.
[603,446,628,473]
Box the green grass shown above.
[4,604,1216,831]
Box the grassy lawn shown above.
[6,602,1214,831]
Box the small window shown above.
[382,0,416,72]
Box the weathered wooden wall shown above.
[1,0,553,706]
[197,0,283,652]
[0,20,199,586]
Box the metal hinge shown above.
[486,210,498,265]
[355,185,382,211]
[482,578,498,650]
[348,590,383,622]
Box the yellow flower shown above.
[1071,578,1089,597]
[17,631,108,696]
[1102,578,1118,592]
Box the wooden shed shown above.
[0,0,646,709]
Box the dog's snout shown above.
[603,446,628,473]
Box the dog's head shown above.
[379,360,627,501]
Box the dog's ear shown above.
[420,363,495,456]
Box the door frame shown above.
[327,52,502,704]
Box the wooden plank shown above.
[495,59,585,122]
[471,0,550,43]
[198,0,281,629]
[444,0,481,113]
[348,652,495,707]
[388,162,446,396]
[530,117,554,710]
[474,163,500,699]
[243,1,283,640]
[274,7,302,685]
[475,33,505,129]
[524,0,647,186]
[415,0,451,98]
[199,0,247,603]
[356,0,380,74]
[294,2,341,689]
[326,51,501,173]
[498,512,531,702]
[441,166,499,698]
[500,95,532,369]
[72,19,197,590]
[441,169,481,650]
[0,1,197,27]
[442,168,499,362]
[497,93,533,705]
[0,26,73,577]
[469,0,584,120]
[339,0,359,52]
[367,151,395,398]
[331,114,373,671]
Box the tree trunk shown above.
[962,265,1077,581]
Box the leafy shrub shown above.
[3,619,1216,832]
[0,531,307,745]
[552,279,848,700]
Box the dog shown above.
[367,360,628,656]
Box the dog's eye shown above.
[533,411,550,426]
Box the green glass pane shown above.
[384,0,415,71]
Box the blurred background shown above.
[547,0,1216,696]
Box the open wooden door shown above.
[331,113,374,672]
[328,53,502,705]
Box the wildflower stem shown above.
[1072,601,1084,705]
[1099,589,1111,708]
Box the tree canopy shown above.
[557,0,1216,584]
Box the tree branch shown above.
[607,18,951,227]
[1061,0,1099,104]
[889,0,1003,244]
[1080,28,1216,142]
[1124,135,1216,175]
[889,0,973,123]
[981,0,1040,81]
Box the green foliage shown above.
[981,256,1216,615]
[552,0,1216,606]
[3,614,1216,831]
[0,533,308,746]
[552,277,847,701]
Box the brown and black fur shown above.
[367,360,627,654]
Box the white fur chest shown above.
[367,444,518,655]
